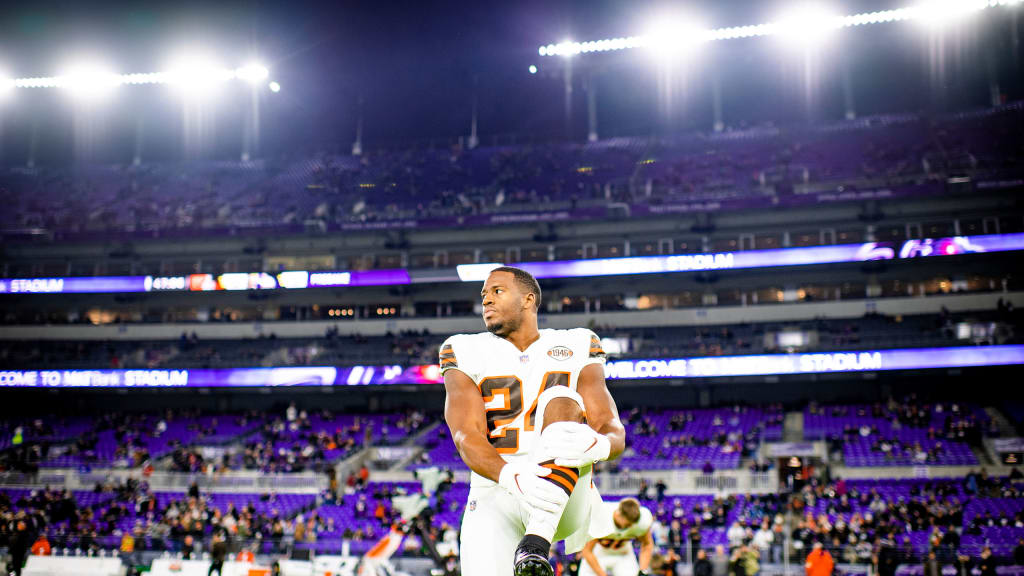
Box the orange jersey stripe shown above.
[543,473,575,493]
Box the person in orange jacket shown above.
[805,542,834,576]
[30,534,51,556]
[236,547,255,563]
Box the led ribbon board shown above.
[1,345,1021,387]
[2,233,1023,294]
[457,233,1024,281]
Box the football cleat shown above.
[513,536,553,576]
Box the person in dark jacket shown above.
[952,554,973,576]
[695,549,714,576]
[923,551,943,576]
[8,521,31,576]
[208,531,228,576]
[1014,538,1024,565]
[977,547,997,576]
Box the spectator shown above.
[655,479,668,502]
[953,554,973,576]
[659,549,682,576]
[30,534,51,556]
[9,521,30,576]
[209,531,228,576]
[977,547,997,576]
[695,549,714,576]
[712,545,730,576]
[728,522,746,549]
[237,547,255,563]
[730,546,747,576]
[1015,538,1024,565]
[740,545,760,576]
[120,532,135,555]
[923,551,942,576]
[805,542,834,576]
[753,522,774,564]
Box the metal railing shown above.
[0,468,326,493]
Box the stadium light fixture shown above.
[538,1,1017,56]
[912,0,989,28]
[59,63,121,100]
[642,16,711,60]
[6,55,270,95]
[528,64,538,74]
[235,63,269,83]
[165,54,233,98]
[268,81,281,93]
[774,4,843,47]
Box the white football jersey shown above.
[589,501,654,556]
[439,328,606,468]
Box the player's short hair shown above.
[490,266,542,311]
[618,498,641,525]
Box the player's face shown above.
[612,510,633,530]
[481,271,526,336]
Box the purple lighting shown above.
[0,346,1020,387]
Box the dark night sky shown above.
[1,1,1020,161]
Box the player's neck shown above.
[501,324,540,352]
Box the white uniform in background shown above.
[579,501,655,576]
[440,328,607,576]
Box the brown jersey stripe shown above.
[540,459,580,483]
[545,467,579,489]
[540,459,581,477]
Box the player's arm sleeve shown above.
[581,329,607,369]
[438,336,465,377]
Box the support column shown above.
[133,117,144,166]
[468,75,479,149]
[563,58,574,139]
[27,120,38,168]
[352,94,364,156]
[712,74,724,133]
[986,48,1002,108]
[842,59,856,120]
[586,74,598,142]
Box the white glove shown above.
[497,461,567,514]
[542,421,612,468]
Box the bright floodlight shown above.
[775,4,843,47]
[268,81,281,93]
[528,64,538,74]
[643,16,709,60]
[60,63,120,100]
[166,54,233,98]
[236,62,269,83]
[0,76,12,96]
[913,0,988,28]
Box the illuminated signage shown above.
[0,346,1019,387]
[3,233,1023,295]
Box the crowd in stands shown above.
[1,394,1023,575]
[806,396,996,467]
[2,103,1021,239]
[1,406,427,475]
